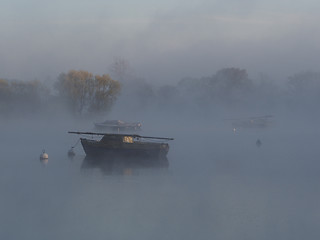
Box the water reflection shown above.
[80,156,169,176]
[39,158,48,166]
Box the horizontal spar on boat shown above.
[68,131,174,141]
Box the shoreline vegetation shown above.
[1,68,319,118]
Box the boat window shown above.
[123,136,133,143]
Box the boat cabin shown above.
[101,134,135,144]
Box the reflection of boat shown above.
[81,156,169,175]
[68,131,173,159]
[225,115,274,129]
[94,120,142,132]
[40,158,48,165]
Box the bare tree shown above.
[109,57,131,82]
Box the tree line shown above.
[118,68,320,114]
[0,70,121,116]
[0,68,320,117]
[0,79,47,114]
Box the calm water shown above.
[1,116,320,240]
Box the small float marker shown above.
[68,147,75,157]
[256,139,262,147]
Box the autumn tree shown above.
[90,74,121,112]
[55,70,121,115]
[55,70,93,114]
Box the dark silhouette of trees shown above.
[207,68,253,104]
[286,71,320,110]
[2,66,319,117]
[0,78,49,115]
[213,68,252,92]
[288,71,320,95]
[0,79,10,112]
[177,68,254,107]
[156,85,181,110]
[0,79,9,99]
[115,78,155,112]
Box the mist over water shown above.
[2,0,320,237]
[1,104,320,240]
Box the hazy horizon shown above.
[1,0,320,83]
[1,1,320,239]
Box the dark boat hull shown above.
[80,138,169,159]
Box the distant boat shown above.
[225,115,274,129]
[68,131,173,159]
[94,120,142,132]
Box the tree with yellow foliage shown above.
[55,70,121,115]
[91,74,121,112]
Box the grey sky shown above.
[1,0,320,83]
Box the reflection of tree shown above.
[55,70,121,115]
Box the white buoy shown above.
[40,150,49,160]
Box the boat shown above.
[225,115,274,130]
[94,120,142,132]
[68,131,173,159]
